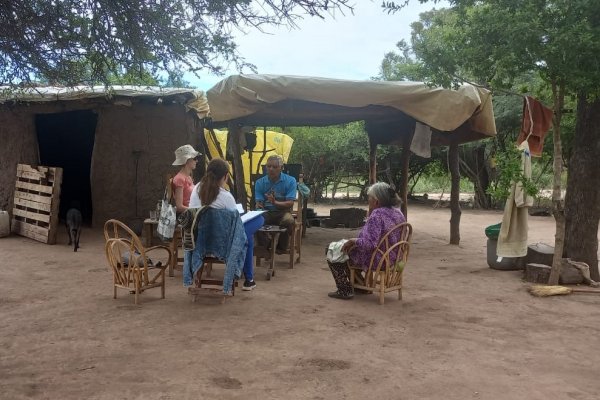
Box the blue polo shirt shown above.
[255,172,297,211]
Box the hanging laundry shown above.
[410,122,432,158]
[516,96,553,157]
[497,141,534,258]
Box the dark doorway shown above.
[36,110,97,224]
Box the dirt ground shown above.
[1,202,600,400]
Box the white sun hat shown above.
[172,144,201,166]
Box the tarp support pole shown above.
[449,142,462,245]
[368,137,377,184]
[400,136,411,218]
[228,123,248,212]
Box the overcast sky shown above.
[189,1,448,91]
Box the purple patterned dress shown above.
[349,206,406,270]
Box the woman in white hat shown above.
[171,144,201,213]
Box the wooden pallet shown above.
[11,164,63,244]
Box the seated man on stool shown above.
[255,155,297,253]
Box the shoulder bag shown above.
[157,185,177,241]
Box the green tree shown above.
[375,39,427,82]
[288,122,450,203]
[375,36,527,209]
[0,0,351,86]
[287,122,371,201]
[384,0,600,281]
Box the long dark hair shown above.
[199,158,229,206]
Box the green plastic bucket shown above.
[485,223,501,240]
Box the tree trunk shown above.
[399,138,411,218]
[466,145,492,209]
[564,93,600,281]
[449,143,461,245]
[369,137,377,185]
[548,82,566,285]
[330,161,339,201]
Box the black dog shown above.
[66,208,82,252]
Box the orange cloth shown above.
[517,96,553,157]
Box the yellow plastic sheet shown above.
[203,128,294,197]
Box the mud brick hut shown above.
[0,86,210,230]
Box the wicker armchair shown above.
[104,219,171,305]
[349,222,413,305]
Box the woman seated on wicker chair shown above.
[327,182,406,300]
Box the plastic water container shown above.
[486,239,524,270]
[485,223,501,240]
[0,210,10,237]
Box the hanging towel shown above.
[410,122,432,158]
[516,96,553,157]
[497,141,534,258]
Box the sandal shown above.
[328,291,354,300]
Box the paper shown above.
[236,203,245,214]
[241,210,266,224]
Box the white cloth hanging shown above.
[497,141,534,257]
[410,122,432,158]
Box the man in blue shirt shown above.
[255,155,297,252]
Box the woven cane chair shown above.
[104,219,171,305]
[349,222,413,305]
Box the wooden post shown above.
[449,143,461,245]
[369,137,377,184]
[48,167,63,244]
[399,136,411,218]
[227,123,248,211]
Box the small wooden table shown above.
[254,225,287,280]
[143,218,158,247]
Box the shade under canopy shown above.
[207,74,496,144]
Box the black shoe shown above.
[328,291,353,300]
[242,280,257,291]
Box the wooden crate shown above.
[11,164,63,244]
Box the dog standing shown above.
[66,208,82,252]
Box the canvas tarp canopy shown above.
[0,85,211,118]
[207,74,496,144]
